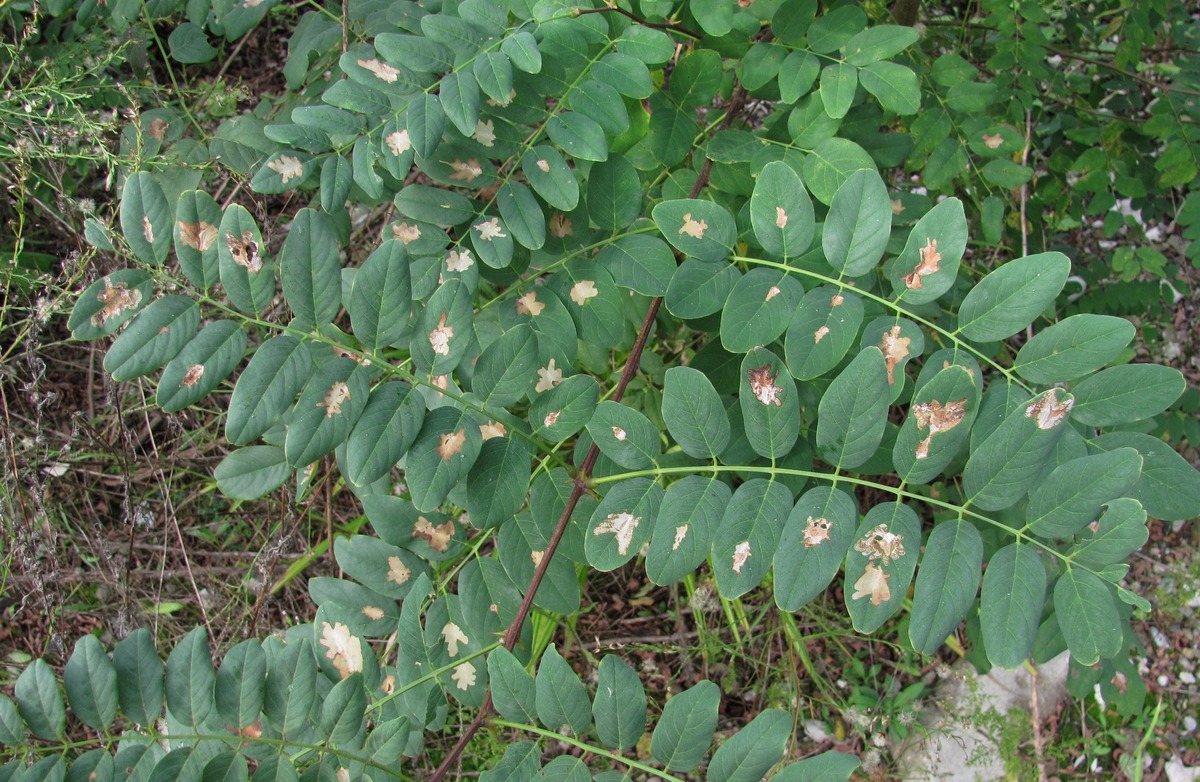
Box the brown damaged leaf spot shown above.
[386,556,411,585]
[852,561,891,606]
[802,516,832,548]
[611,426,627,441]
[332,345,371,367]
[747,364,784,407]
[879,325,911,385]
[535,358,562,392]
[357,58,400,83]
[570,280,598,306]
[731,541,752,574]
[451,662,476,690]
[316,381,352,418]
[391,221,421,243]
[142,215,155,244]
[319,621,364,679]
[437,429,466,459]
[226,230,262,273]
[593,511,641,555]
[441,622,469,656]
[474,218,505,241]
[148,117,169,140]
[775,206,787,229]
[428,312,454,356]
[479,420,507,440]
[361,606,385,621]
[268,154,304,184]
[854,524,906,565]
[516,291,545,316]
[912,397,969,460]
[830,293,845,307]
[890,199,904,216]
[414,516,456,552]
[765,285,781,301]
[385,129,412,156]
[679,213,708,239]
[904,237,942,290]
[543,411,561,427]
[672,524,688,550]
[91,279,143,327]
[982,133,1004,149]
[178,220,217,251]
[814,325,830,344]
[180,364,206,387]
[1025,388,1074,430]
[449,159,483,182]
[549,213,573,238]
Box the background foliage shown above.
[2,0,1199,779]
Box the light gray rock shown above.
[891,652,1071,781]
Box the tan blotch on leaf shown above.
[879,325,911,385]
[449,159,483,182]
[1025,389,1074,430]
[148,117,169,140]
[536,159,551,173]
[852,561,891,606]
[765,285,781,301]
[441,622,469,656]
[831,293,845,307]
[319,622,364,679]
[414,517,456,552]
[362,606,385,621]
[386,556,411,585]
[891,199,905,215]
[854,524,906,565]
[178,220,217,251]
[385,129,412,157]
[982,133,1004,149]
[549,213,573,238]
[474,218,506,241]
[181,364,205,387]
[268,154,304,184]
[317,381,351,418]
[429,312,454,356]
[479,420,507,440]
[543,411,561,427]
[747,364,784,407]
[517,291,545,316]
[679,213,708,239]
[358,58,400,83]
[530,550,545,568]
[141,215,155,244]
[437,429,466,460]
[912,398,968,459]
[452,662,477,690]
[814,325,831,344]
[775,206,788,229]
[473,119,496,147]
[92,280,142,327]
[392,222,421,243]
[570,280,598,306]
[332,345,370,366]
[593,512,640,556]
[446,249,474,272]
[611,426,627,441]
[904,238,942,290]
[336,769,351,782]
[226,230,262,273]
[535,358,563,392]
[672,525,688,550]
[803,516,832,548]
[731,541,752,574]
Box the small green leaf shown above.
[15,659,63,740]
[1070,364,1186,427]
[822,170,890,276]
[669,49,723,109]
[653,199,736,262]
[1055,570,1123,665]
[498,182,546,250]
[665,259,740,319]
[395,184,475,226]
[157,320,248,413]
[215,639,265,729]
[69,270,154,340]
[218,204,275,315]
[530,374,599,441]
[164,628,213,729]
[784,287,864,380]
[570,79,629,136]
[501,31,541,73]
[815,347,889,469]
[957,252,1071,342]
[599,235,675,296]
[1069,499,1148,569]
[284,359,371,467]
[522,146,579,211]
[318,673,366,744]
[280,208,341,332]
[120,172,172,265]
[112,628,163,726]
[885,198,967,304]
[440,70,481,137]
[488,647,537,724]
[0,695,22,746]
[62,636,117,732]
[739,348,800,459]
[892,363,980,484]
[806,5,867,53]
[481,742,542,782]
[334,535,429,602]
[651,680,720,772]
[349,240,412,352]
[1091,432,1200,522]
[819,63,857,120]
[168,22,217,63]
[750,160,815,258]
[535,645,591,735]
[474,51,514,103]
[104,295,199,382]
[546,111,608,162]
[407,407,485,512]
[662,366,730,459]
[474,325,539,408]
[592,656,646,750]
[707,709,791,782]
[214,446,294,500]
[226,335,312,446]
[320,154,353,212]
[1026,449,1142,539]
[774,486,858,611]
[646,477,731,586]
[858,61,921,115]
[587,157,642,231]
[690,0,733,36]
[712,479,792,599]
[981,544,1046,668]
[908,520,983,654]
[844,503,921,633]
[174,190,222,289]
[778,51,820,104]
[263,638,316,736]
[1014,314,1135,384]
[802,137,875,205]
[586,478,663,571]
[406,94,445,159]
[345,381,425,488]
[720,268,803,353]
[772,751,861,782]
[844,24,919,66]
[586,401,660,470]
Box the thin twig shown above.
[574,6,702,40]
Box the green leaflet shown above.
[586,401,660,470]
[120,172,172,265]
[711,479,792,599]
[653,199,737,263]
[218,204,275,316]
[1068,498,1149,569]
[815,346,890,469]
[534,645,591,735]
[719,268,804,353]
[226,335,312,446]
[69,270,155,340]
[843,502,920,633]
[488,648,537,724]
[174,189,222,288]
[215,639,265,730]
[112,629,163,727]
[102,294,199,383]
[650,680,720,772]
[344,381,425,487]
[956,252,1071,341]
[591,656,646,750]
[858,61,921,114]
[586,156,642,231]
[801,137,875,205]
[522,145,579,211]
[406,406,485,512]
[1025,449,1142,539]
[784,287,864,380]
[774,486,859,611]
[349,240,412,352]
[739,348,800,459]
[884,197,968,305]
[908,520,983,654]
[214,446,294,500]
[1091,432,1200,522]
[819,63,857,119]
[63,635,118,732]
[585,478,662,571]
[707,709,791,782]
[662,366,730,459]
[1069,363,1186,427]
[1014,314,1135,384]
[980,543,1046,668]
[1055,569,1123,665]
[892,363,980,484]
[284,359,372,467]
[280,208,341,331]
[645,476,731,586]
[157,320,247,413]
[822,169,891,276]
[473,325,539,407]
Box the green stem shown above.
[490,720,688,781]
